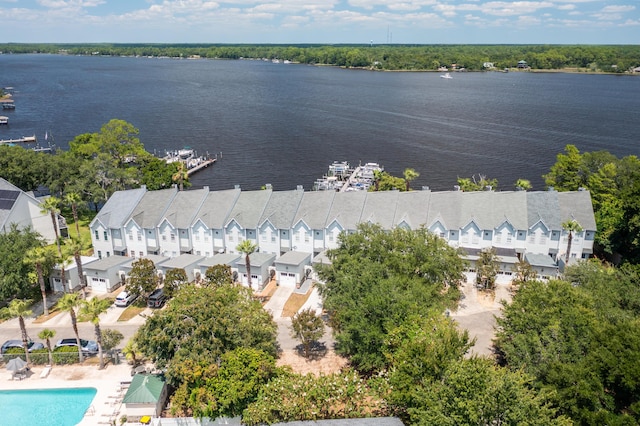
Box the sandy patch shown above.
[277,349,348,376]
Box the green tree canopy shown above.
[125,258,158,300]
[134,283,278,383]
[290,308,325,358]
[317,223,464,374]
[0,225,47,301]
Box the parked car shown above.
[114,290,137,307]
[1,339,44,354]
[54,338,98,354]
[147,288,166,308]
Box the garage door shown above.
[90,277,108,293]
[279,272,296,288]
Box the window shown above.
[528,233,536,243]
[106,252,110,257]
[271,235,276,243]
[495,233,502,243]
[205,252,210,257]
[128,231,133,241]
[204,234,209,242]
[295,233,300,243]
[329,233,334,242]
[439,232,445,238]
[196,251,201,255]
[229,234,234,242]
[103,231,108,241]
[539,234,547,245]
[461,233,469,244]
[139,251,144,257]
[94,230,99,240]
[130,250,135,257]
[304,232,310,243]
[471,233,479,244]
[97,250,102,259]
[261,233,267,242]
[507,233,513,243]
[170,233,176,242]
[162,235,167,241]
[137,232,142,241]
[195,234,200,242]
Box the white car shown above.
[114,291,137,307]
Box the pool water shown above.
[0,387,96,425]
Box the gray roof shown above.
[395,190,432,228]
[360,191,400,229]
[163,188,209,229]
[294,191,335,229]
[198,253,241,268]
[195,188,241,229]
[236,251,276,268]
[275,250,311,266]
[557,190,597,230]
[312,250,332,266]
[82,255,131,272]
[226,189,272,229]
[525,252,558,267]
[161,254,206,270]
[326,191,367,230]
[526,191,561,230]
[259,189,304,229]
[91,187,146,229]
[131,188,178,229]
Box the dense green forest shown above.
[2,43,640,72]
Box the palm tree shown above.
[40,196,63,257]
[403,168,420,191]
[79,297,112,369]
[24,246,53,316]
[172,161,189,191]
[236,240,257,290]
[562,219,583,265]
[0,299,33,364]
[64,192,84,238]
[66,236,89,298]
[57,293,84,363]
[38,328,56,366]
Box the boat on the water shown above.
[440,73,453,79]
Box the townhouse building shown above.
[90,185,596,286]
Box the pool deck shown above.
[0,362,133,425]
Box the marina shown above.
[313,161,383,192]
[161,148,218,176]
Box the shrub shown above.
[52,346,80,365]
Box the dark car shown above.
[1,339,44,354]
[147,288,166,308]
[54,338,98,354]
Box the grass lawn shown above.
[117,305,146,322]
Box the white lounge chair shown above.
[40,365,51,378]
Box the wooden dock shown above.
[0,135,37,144]
[187,158,216,176]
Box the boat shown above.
[2,102,15,110]
[0,116,8,125]
[440,73,453,79]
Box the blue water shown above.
[1,54,639,191]
[0,387,96,426]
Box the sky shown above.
[0,0,638,45]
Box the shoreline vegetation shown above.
[1,43,639,74]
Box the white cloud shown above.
[601,5,635,13]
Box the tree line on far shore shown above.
[2,43,640,72]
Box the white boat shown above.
[440,73,453,79]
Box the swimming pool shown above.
[0,387,96,425]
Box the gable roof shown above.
[557,190,597,230]
[123,374,165,404]
[259,189,304,229]
[91,186,147,229]
[326,191,367,230]
[195,188,241,229]
[360,191,399,229]
[131,188,178,229]
[294,191,335,229]
[162,188,209,229]
[226,189,272,229]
